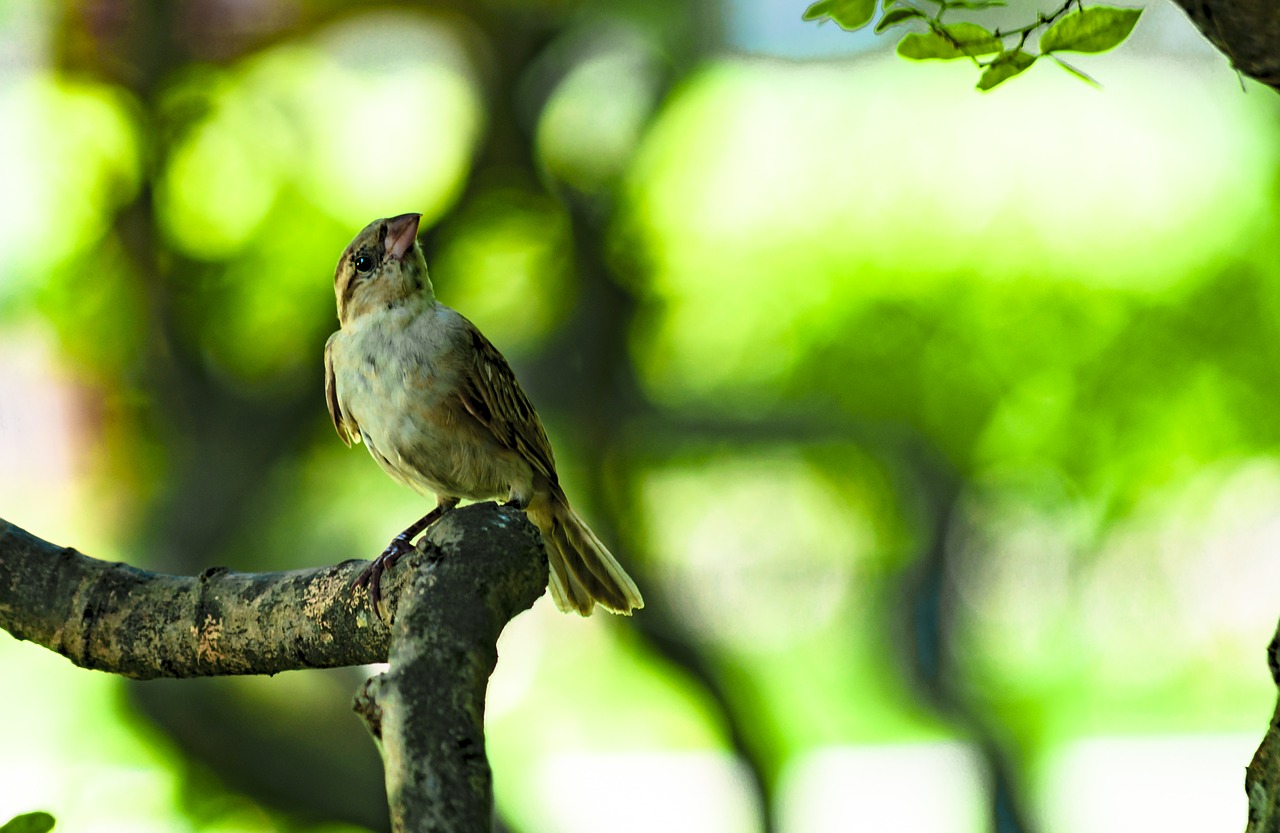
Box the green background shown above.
[0,1,1276,831]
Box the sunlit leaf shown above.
[977,50,1036,90]
[897,23,1002,60]
[1040,6,1142,54]
[803,0,877,31]
[0,812,55,833]
[875,7,926,34]
[1052,55,1102,87]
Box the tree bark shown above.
[1246,631,1280,833]
[1172,0,1280,92]
[0,502,547,832]
[353,504,546,833]
[1166,4,1280,830]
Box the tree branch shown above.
[0,502,544,679]
[1,502,548,832]
[1172,0,1280,93]
[1246,627,1280,833]
[355,504,547,832]
[2,523,382,678]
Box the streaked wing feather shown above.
[456,322,558,484]
[324,334,360,447]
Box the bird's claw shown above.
[352,534,417,616]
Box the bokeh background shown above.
[2,1,1279,831]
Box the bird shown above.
[324,212,643,617]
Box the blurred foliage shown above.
[1,1,1279,833]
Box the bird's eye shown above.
[353,255,374,274]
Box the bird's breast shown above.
[330,311,524,500]
[336,323,452,442]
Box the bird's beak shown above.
[384,213,422,261]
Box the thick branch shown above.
[353,505,547,833]
[0,503,543,680]
[1246,629,1280,833]
[1172,0,1280,92]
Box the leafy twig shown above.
[804,0,1144,91]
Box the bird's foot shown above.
[352,533,417,616]
[352,502,457,617]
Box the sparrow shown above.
[324,213,643,616]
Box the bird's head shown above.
[333,213,435,327]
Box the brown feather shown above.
[454,320,559,487]
[324,334,359,447]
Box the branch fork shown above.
[0,502,548,833]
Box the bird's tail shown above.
[529,493,643,616]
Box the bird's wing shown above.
[455,320,559,485]
[324,333,361,447]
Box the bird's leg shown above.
[503,484,531,510]
[353,497,460,613]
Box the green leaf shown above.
[1040,6,1142,54]
[977,50,1036,90]
[897,23,1002,60]
[1051,55,1101,87]
[875,7,926,33]
[947,0,1007,8]
[803,0,878,31]
[0,813,55,833]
